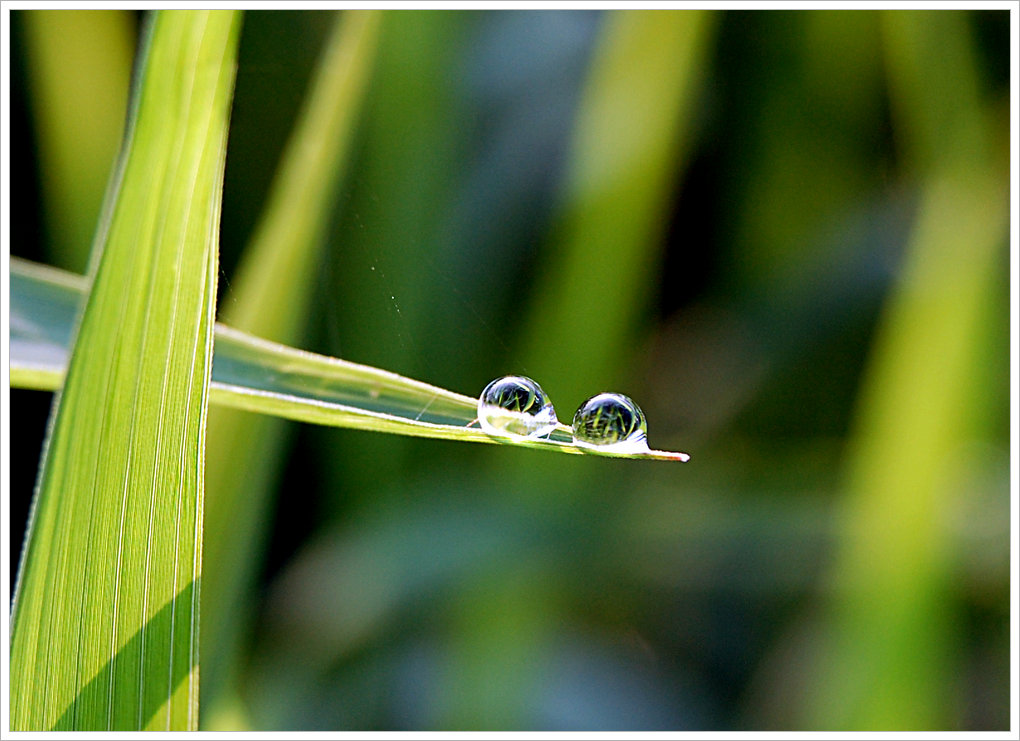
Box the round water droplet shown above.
[478,375,558,439]
[572,392,649,453]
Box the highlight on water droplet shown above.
[478,375,558,439]
[572,392,649,454]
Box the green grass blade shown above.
[10,256,689,463]
[9,10,240,731]
[201,11,382,723]
[19,10,135,272]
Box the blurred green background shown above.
[8,9,1011,731]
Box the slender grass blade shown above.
[10,256,689,464]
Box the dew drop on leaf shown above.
[478,375,558,439]
[572,392,649,453]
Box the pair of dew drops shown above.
[477,375,650,454]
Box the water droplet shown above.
[478,375,558,439]
[572,392,649,453]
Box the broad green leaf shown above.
[201,11,382,723]
[10,256,690,464]
[19,9,135,272]
[10,10,240,731]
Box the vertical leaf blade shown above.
[10,10,240,731]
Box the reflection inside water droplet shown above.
[478,375,558,439]
[572,392,649,453]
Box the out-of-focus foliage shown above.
[19,10,134,273]
[9,9,1011,731]
[201,11,381,723]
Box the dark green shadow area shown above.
[51,578,198,730]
